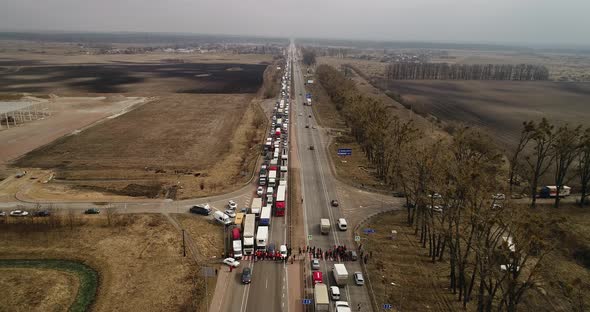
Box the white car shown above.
[257,187,264,196]
[228,200,237,210]
[337,218,348,231]
[353,272,365,285]
[330,286,341,300]
[280,244,288,259]
[10,210,29,217]
[224,209,236,218]
[223,257,240,267]
[335,301,351,312]
[0,211,6,217]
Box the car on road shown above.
[299,113,302,116]
[311,258,320,270]
[10,210,29,217]
[190,204,211,215]
[309,145,315,150]
[353,272,365,285]
[330,199,339,207]
[241,267,252,284]
[337,218,347,231]
[225,209,236,218]
[228,200,238,210]
[257,186,264,196]
[223,257,240,267]
[280,244,288,259]
[330,286,341,300]
[35,210,51,217]
[335,301,351,312]
[308,114,312,118]
[312,126,316,129]
[0,211,6,217]
[84,208,100,215]
[305,125,309,128]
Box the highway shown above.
[291,43,373,311]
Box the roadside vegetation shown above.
[0,259,98,312]
[316,63,590,311]
[0,212,215,311]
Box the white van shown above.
[214,211,232,225]
[337,218,347,231]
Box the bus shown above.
[275,184,286,217]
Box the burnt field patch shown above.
[379,80,590,147]
[0,62,266,94]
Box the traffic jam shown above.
[218,57,294,275]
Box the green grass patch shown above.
[0,259,98,312]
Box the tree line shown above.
[509,119,590,208]
[385,63,549,80]
[317,64,589,311]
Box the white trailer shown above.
[256,226,269,250]
[314,283,329,312]
[251,198,263,216]
[243,214,256,255]
[332,263,349,286]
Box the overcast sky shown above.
[1,0,589,46]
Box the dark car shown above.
[241,267,252,284]
[35,210,51,217]
[349,250,358,261]
[84,208,100,214]
[190,204,212,215]
[330,200,339,207]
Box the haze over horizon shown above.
[1,0,589,47]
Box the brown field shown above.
[0,213,223,312]
[1,47,274,199]
[362,205,590,312]
[0,267,79,312]
[378,80,590,148]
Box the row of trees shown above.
[509,119,590,208]
[316,64,584,311]
[301,48,317,66]
[385,63,549,81]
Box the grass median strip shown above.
[0,259,98,312]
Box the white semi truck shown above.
[243,214,256,255]
[256,226,269,251]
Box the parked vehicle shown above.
[260,205,271,226]
[251,198,263,216]
[241,267,252,284]
[540,185,571,198]
[320,218,331,234]
[335,301,351,312]
[256,226,269,250]
[232,227,241,240]
[257,186,264,196]
[234,213,245,226]
[225,209,236,218]
[330,286,340,300]
[243,214,256,255]
[313,271,323,285]
[35,210,51,217]
[222,257,240,267]
[314,283,329,312]
[332,264,349,286]
[337,218,347,231]
[228,200,238,210]
[232,240,243,259]
[279,244,288,259]
[9,210,29,217]
[349,251,358,261]
[190,204,211,215]
[84,208,100,215]
[312,258,320,270]
[330,199,339,207]
[353,272,365,285]
[214,211,232,225]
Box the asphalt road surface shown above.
[291,45,373,311]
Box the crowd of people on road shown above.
[297,245,368,262]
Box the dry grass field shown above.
[0,267,79,312]
[377,80,590,148]
[1,44,274,199]
[0,213,223,312]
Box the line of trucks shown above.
[231,59,293,260]
[314,263,351,312]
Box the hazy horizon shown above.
[1,0,589,47]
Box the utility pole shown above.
[182,229,186,257]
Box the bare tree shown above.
[578,127,590,206]
[524,118,555,208]
[509,121,536,194]
[551,124,582,208]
